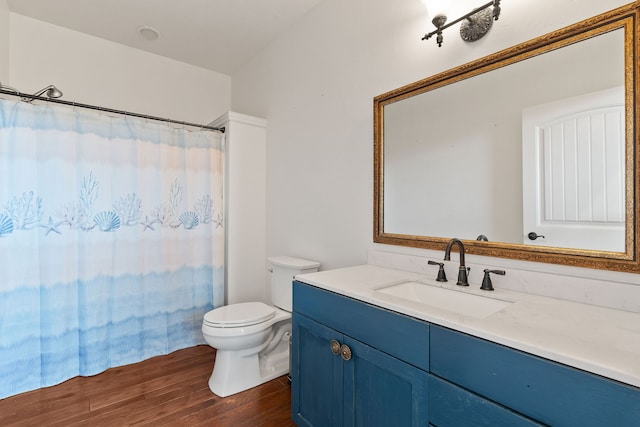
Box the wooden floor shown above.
[0,346,296,427]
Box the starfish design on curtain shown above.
[140,216,158,231]
[40,216,63,236]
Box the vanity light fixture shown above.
[422,0,501,47]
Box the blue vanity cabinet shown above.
[292,280,640,426]
[291,281,430,427]
[430,325,640,427]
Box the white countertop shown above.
[295,264,640,388]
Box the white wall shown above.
[231,0,637,284]
[0,0,9,82]
[8,14,230,124]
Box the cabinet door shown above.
[292,313,344,427]
[343,336,429,427]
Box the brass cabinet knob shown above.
[330,339,341,355]
[340,344,352,361]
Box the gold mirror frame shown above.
[374,3,640,273]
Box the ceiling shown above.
[6,0,322,75]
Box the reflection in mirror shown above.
[374,3,639,273]
[521,86,625,252]
[383,29,624,251]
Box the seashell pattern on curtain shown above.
[0,98,225,399]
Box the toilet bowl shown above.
[201,256,319,397]
[202,302,292,397]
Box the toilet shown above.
[202,256,320,397]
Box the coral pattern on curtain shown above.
[0,98,224,399]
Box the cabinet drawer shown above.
[430,325,640,427]
[429,375,543,427]
[294,281,430,370]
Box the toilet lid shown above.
[203,302,276,327]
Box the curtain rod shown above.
[0,88,225,133]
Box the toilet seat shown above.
[203,302,275,328]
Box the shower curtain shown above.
[0,98,224,399]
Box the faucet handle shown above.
[428,260,447,282]
[481,269,506,291]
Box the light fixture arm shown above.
[422,0,501,47]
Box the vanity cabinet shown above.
[291,280,640,427]
[430,325,640,427]
[291,281,430,427]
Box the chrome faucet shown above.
[444,238,469,286]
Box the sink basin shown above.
[374,281,512,319]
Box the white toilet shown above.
[201,256,320,397]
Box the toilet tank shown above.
[268,256,320,311]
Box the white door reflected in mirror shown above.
[522,87,625,252]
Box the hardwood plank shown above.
[0,345,295,426]
[171,377,294,427]
[194,379,295,427]
[89,355,212,411]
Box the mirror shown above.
[374,3,640,273]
